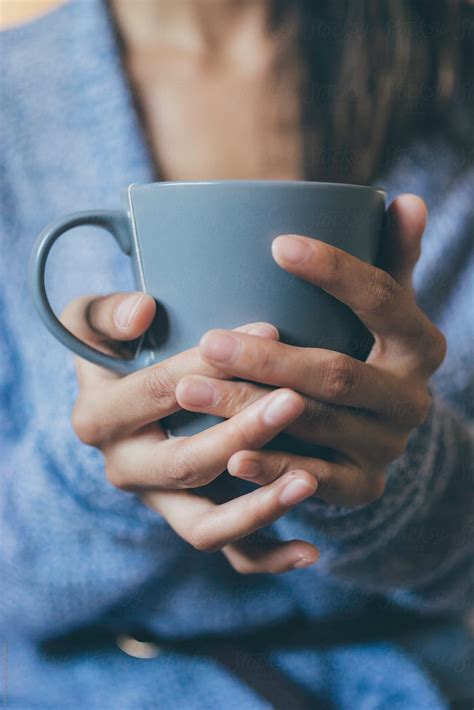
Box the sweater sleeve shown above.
[276,394,474,613]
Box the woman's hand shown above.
[61,295,319,573]
[177,195,447,507]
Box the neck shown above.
[109,0,278,57]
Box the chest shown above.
[126,51,303,181]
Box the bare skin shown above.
[110,0,302,180]
[61,2,446,574]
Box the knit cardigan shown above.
[1,2,473,708]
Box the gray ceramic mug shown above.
[30,180,386,437]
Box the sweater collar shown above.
[67,0,156,187]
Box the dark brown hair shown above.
[272,0,474,183]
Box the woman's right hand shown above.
[61,291,319,574]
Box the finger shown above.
[72,321,280,446]
[61,292,157,347]
[61,292,157,386]
[227,450,385,507]
[378,195,427,289]
[105,388,305,489]
[223,535,319,574]
[271,234,444,370]
[196,330,410,417]
[271,234,427,343]
[143,469,318,553]
[177,374,273,413]
[176,373,410,459]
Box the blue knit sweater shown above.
[1,2,473,708]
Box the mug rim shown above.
[128,180,387,197]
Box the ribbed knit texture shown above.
[1,2,473,707]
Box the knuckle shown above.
[323,246,343,284]
[252,506,274,530]
[103,458,130,491]
[244,496,275,530]
[71,403,102,447]
[229,556,258,575]
[325,354,358,399]
[169,441,207,488]
[303,398,334,433]
[59,296,92,331]
[389,387,432,427]
[142,365,176,410]
[407,388,432,426]
[225,383,257,416]
[257,344,275,379]
[188,522,217,553]
[301,398,321,429]
[424,326,447,371]
[228,416,255,451]
[366,270,399,314]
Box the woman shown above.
[1,0,473,707]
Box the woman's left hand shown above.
[175,195,447,507]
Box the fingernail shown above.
[279,477,315,506]
[200,331,240,363]
[247,323,279,339]
[262,390,299,427]
[178,378,217,407]
[232,459,261,479]
[273,236,311,264]
[115,294,145,329]
[293,556,315,569]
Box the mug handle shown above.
[29,210,154,375]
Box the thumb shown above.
[378,194,428,290]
